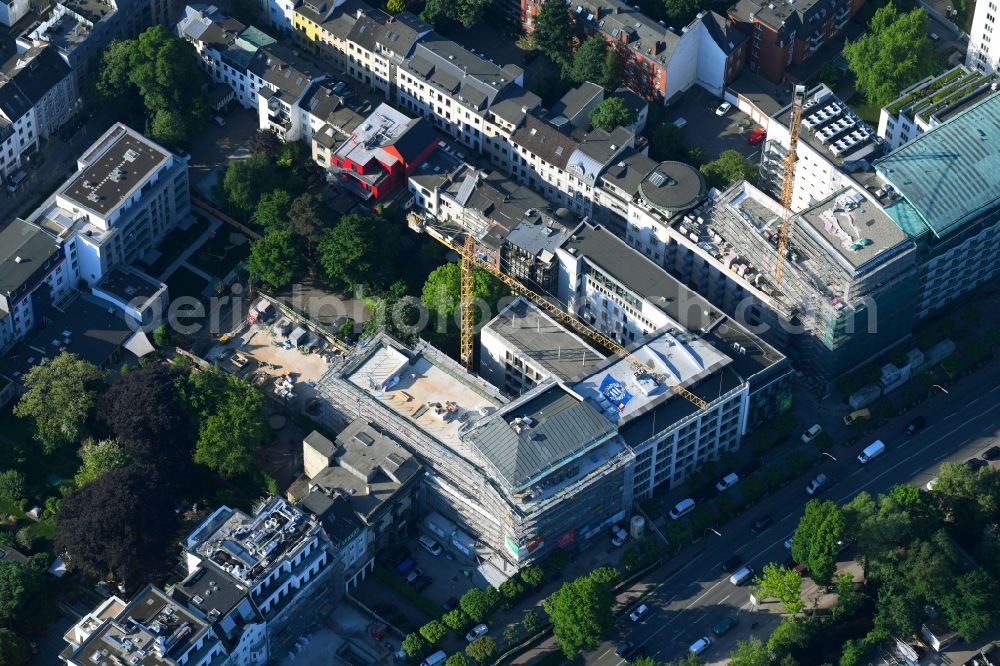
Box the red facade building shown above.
[331,103,438,201]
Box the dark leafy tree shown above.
[0,555,47,622]
[649,123,686,162]
[792,500,845,586]
[253,189,294,233]
[419,620,447,645]
[569,36,608,84]
[14,351,103,453]
[318,213,399,292]
[466,635,497,664]
[402,633,427,659]
[0,471,25,503]
[766,619,813,658]
[602,49,624,90]
[0,627,29,665]
[532,0,572,67]
[700,150,757,189]
[248,129,283,159]
[442,608,471,631]
[287,192,327,256]
[844,4,938,108]
[55,465,177,587]
[522,608,542,634]
[664,0,705,21]
[520,564,544,588]
[460,587,500,624]
[247,230,302,290]
[446,655,469,666]
[421,263,509,332]
[728,638,770,666]
[420,0,489,26]
[543,573,614,658]
[940,569,1000,641]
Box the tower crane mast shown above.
[775,84,807,283]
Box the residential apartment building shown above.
[759,84,883,213]
[874,91,1000,320]
[0,0,30,27]
[61,585,227,666]
[17,0,167,89]
[290,421,422,586]
[176,497,342,662]
[967,0,1000,73]
[25,122,190,287]
[728,0,864,84]
[327,102,437,200]
[877,66,998,150]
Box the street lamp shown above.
[931,384,950,395]
[821,452,837,462]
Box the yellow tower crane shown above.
[774,84,808,283]
[452,233,707,411]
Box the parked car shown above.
[843,409,870,426]
[629,604,649,621]
[751,515,773,535]
[984,446,1000,461]
[904,416,927,435]
[966,458,989,471]
[716,472,739,492]
[689,636,712,655]
[615,641,636,658]
[784,535,793,550]
[413,575,432,593]
[712,617,738,637]
[465,624,488,642]
[801,425,822,443]
[211,114,226,127]
[747,128,767,145]
[805,473,829,495]
[715,102,732,116]
[442,597,459,611]
[722,555,744,572]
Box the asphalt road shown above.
[586,377,1000,666]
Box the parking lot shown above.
[668,86,765,163]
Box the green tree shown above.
[499,578,524,604]
[421,263,509,333]
[503,624,519,646]
[419,620,448,646]
[14,351,103,453]
[443,608,471,631]
[700,150,757,189]
[602,49,624,90]
[247,230,302,290]
[178,369,269,478]
[839,639,866,666]
[420,0,488,26]
[253,189,294,233]
[631,658,658,666]
[14,527,35,553]
[569,36,608,84]
[460,587,500,624]
[588,565,619,587]
[589,97,636,131]
[402,633,427,659]
[0,627,28,666]
[386,0,406,11]
[287,192,327,255]
[843,3,938,108]
[0,555,47,622]
[940,569,1000,641]
[664,0,704,20]
[466,635,497,664]
[222,154,278,214]
[543,574,614,658]
[149,108,188,147]
[152,324,172,347]
[767,619,813,658]
[446,655,469,666]
[650,123,686,162]
[532,0,572,67]
[74,438,131,486]
[0,471,25,503]
[521,608,542,634]
[520,564,544,588]
[728,638,770,666]
[318,212,399,291]
[754,564,804,616]
[792,500,845,586]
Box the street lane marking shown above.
[992,385,1000,393]
[850,468,864,477]
[944,412,957,420]
[780,513,792,522]
[720,593,732,604]
[934,452,948,461]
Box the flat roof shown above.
[796,186,909,270]
[463,383,616,491]
[482,297,605,382]
[572,328,732,424]
[93,266,164,307]
[172,564,245,621]
[875,91,1000,240]
[775,85,880,168]
[346,344,503,451]
[0,219,60,297]
[562,224,725,332]
[62,125,170,217]
[636,160,706,213]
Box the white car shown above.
[714,102,732,116]
[801,424,822,443]
[465,624,488,642]
[689,636,712,655]
[629,604,649,622]
[784,535,793,550]
[805,473,828,495]
[211,114,226,127]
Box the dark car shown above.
[904,416,927,435]
[442,597,459,611]
[412,575,433,593]
[722,555,744,572]
[983,446,1000,461]
[616,641,636,658]
[751,515,773,535]
[966,458,989,471]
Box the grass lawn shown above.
[143,216,211,279]
[166,266,211,302]
[187,229,251,279]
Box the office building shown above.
[877,66,998,150]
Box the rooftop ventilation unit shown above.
[124,149,140,162]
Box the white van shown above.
[670,498,696,520]
[418,535,443,556]
[420,650,446,666]
[716,473,739,492]
[857,440,886,464]
[729,565,754,585]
